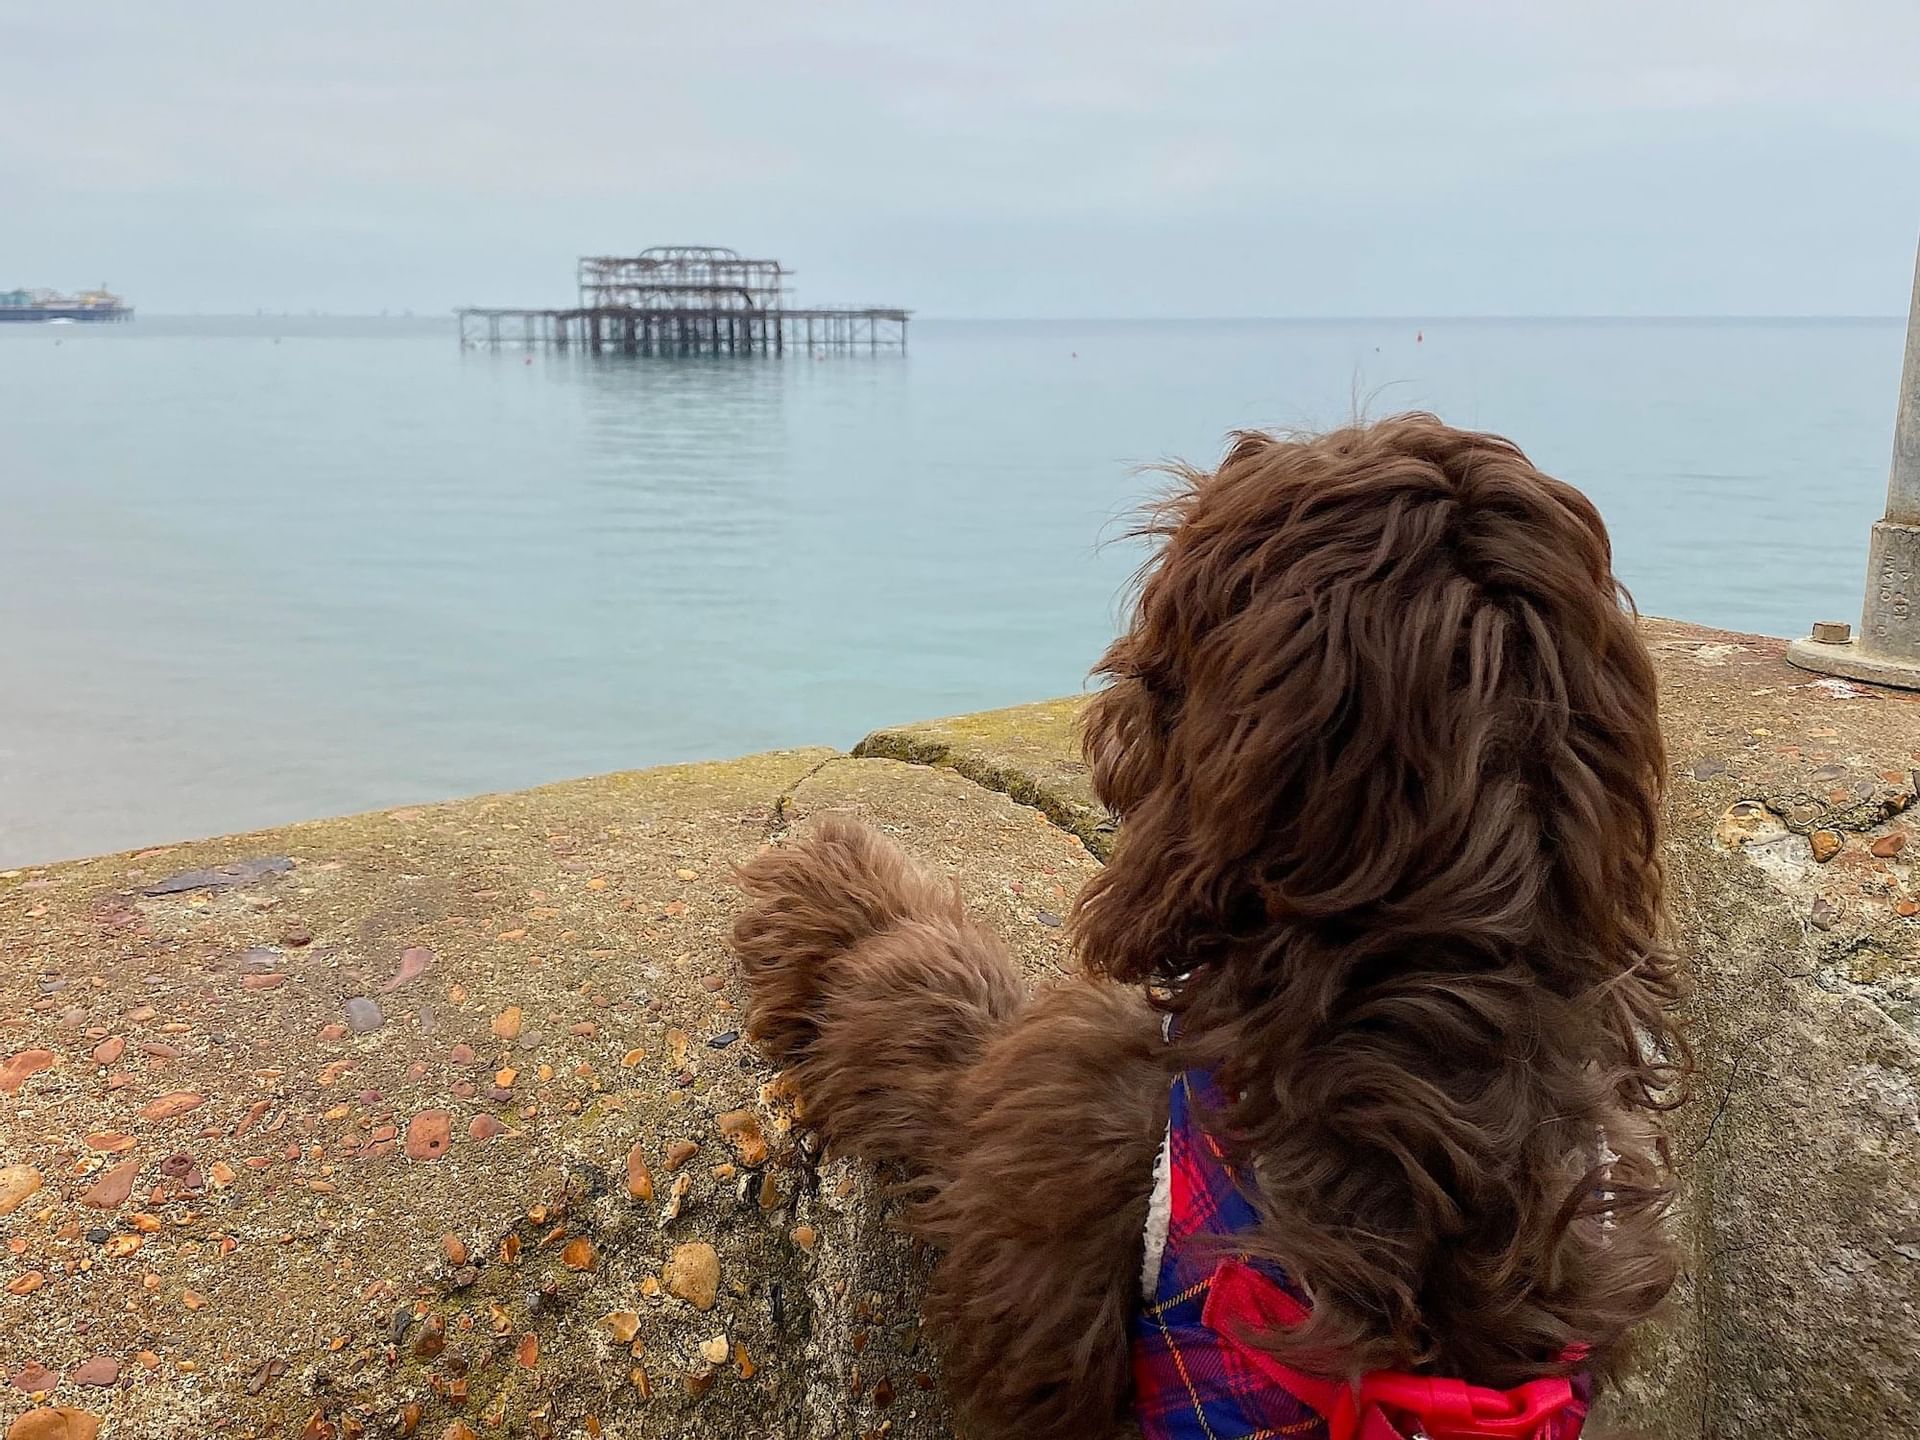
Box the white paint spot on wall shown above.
[1809,677,1876,701]
[1691,644,1748,667]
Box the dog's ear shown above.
[1080,662,1161,823]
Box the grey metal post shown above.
[1788,237,1920,688]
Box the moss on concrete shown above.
[855,699,1113,858]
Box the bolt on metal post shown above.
[1789,236,1920,689]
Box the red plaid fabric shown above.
[1130,1071,1591,1440]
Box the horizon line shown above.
[106,311,1907,324]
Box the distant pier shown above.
[457,246,907,356]
[0,283,133,324]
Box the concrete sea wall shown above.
[1,618,1916,1439]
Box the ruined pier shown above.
[457,246,908,356]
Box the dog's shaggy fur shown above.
[732,414,1687,1440]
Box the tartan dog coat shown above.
[1130,1067,1592,1440]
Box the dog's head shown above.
[1077,413,1665,993]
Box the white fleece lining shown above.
[1139,1125,1174,1297]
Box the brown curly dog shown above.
[731,415,1687,1440]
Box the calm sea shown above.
[0,315,1904,866]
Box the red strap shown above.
[1201,1261,1580,1440]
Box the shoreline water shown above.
[1,315,1905,865]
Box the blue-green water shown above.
[0,315,1904,866]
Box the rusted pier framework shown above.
[457,245,907,355]
[455,305,907,355]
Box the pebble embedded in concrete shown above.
[0,1164,42,1216]
[665,1242,720,1311]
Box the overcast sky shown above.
[4,1,1917,317]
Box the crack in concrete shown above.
[1690,1046,1750,1163]
[764,754,843,840]
[851,732,1111,861]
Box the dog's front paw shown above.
[731,815,945,1065]
[730,848,831,1065]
